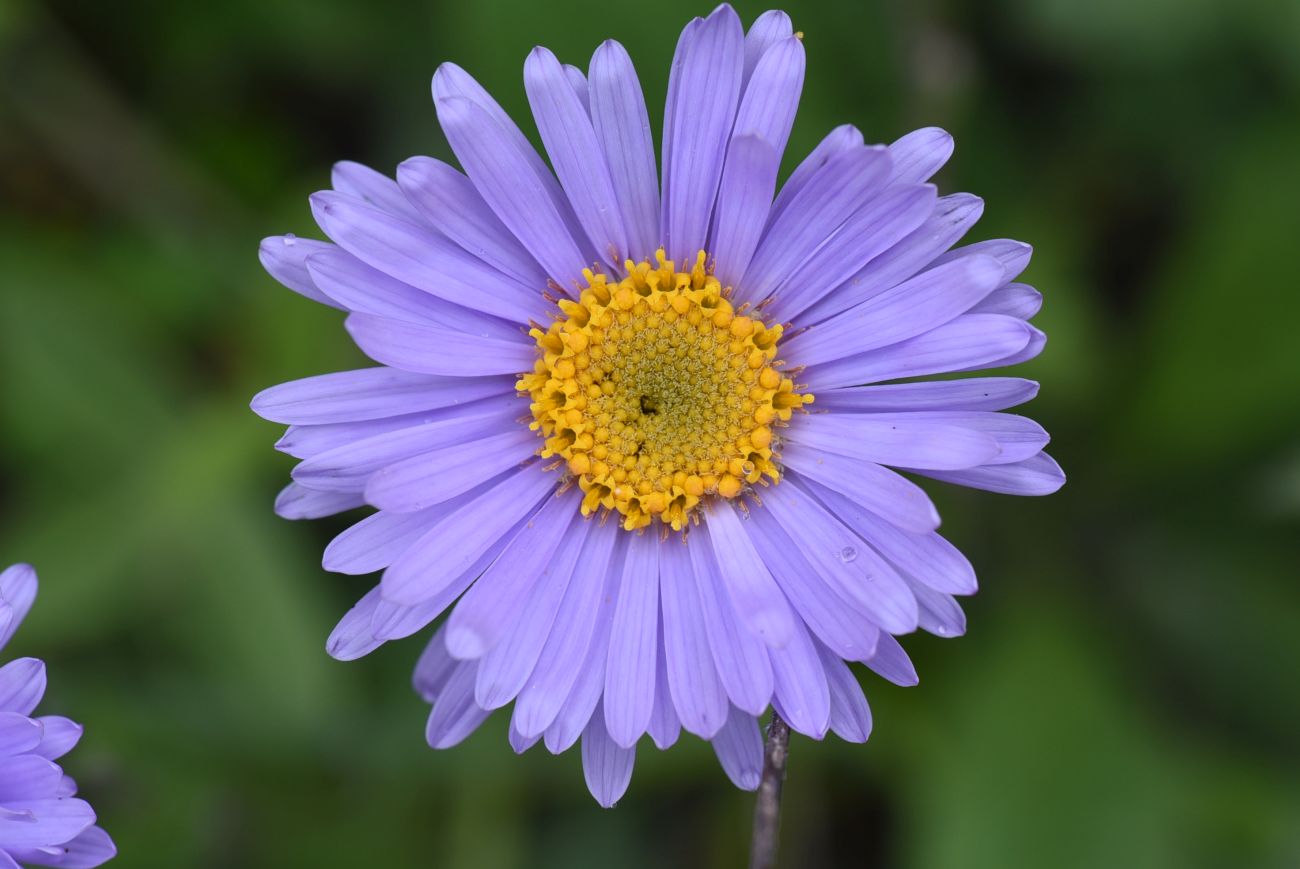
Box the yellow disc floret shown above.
[517,250,813,532]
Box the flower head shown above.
[0,564,116,867]
[253,4,1063,806]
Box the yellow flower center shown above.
[517,250,813,532]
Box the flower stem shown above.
[748,711,790,869]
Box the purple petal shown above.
[686,536,773,715]
[800,478,977,595]
[395,156,547,288]
[514,522,621,738]
[816,642,873,743]
[802,192,984,325]
[972,323,1046,370]
[661,5,745,264]
[784,254,1004,366]
[805,314,1032,390]
[778,443,941,534]
[970,282,1042,320]
[443,490,579,659]
[331,160,422,222]
[658,540,729,739]
[305,247,524,339]
[474,516,590,709]
[292,394,523,492]
[711,705,763,790]
[251,367,514,425]
[435,95,590,285]
[526,47,628,264]
[708,134,780,290]
[732,35,804,160]
[786,412,1001,471]
[0,658,45,715]
[0,798,95,850]
[0,712,42,756]
[813,377,1039,413]
[744,504,881,662]
[856,410,1048,465]
[701,504,796,647]
[27,824,116,869]
[911,582,967,638]
[433,62,596,266]
[768,617,831,738]
[543,535,627,754]
[646,634,681,750]
[767,124,864,226]
[364,427,538,513]
[424,661,492,748]
[509,715,543,755]
[603,532,659,748]
[563,64,589,113]
[913,450,1065,496]
[311,190,545,323]
[932,238,1032,283]
[761,481,918,634]
[344,312,534,377]
[325,586,385,661]
[412,625,457,702]
[767,184,937,322]
[742,10,793,88]
[864,633,919,687]
[588,40,661,263]
[887,127,954,185]
[381,465,557,604]
[322,506,443,575]
[0,755,64,801]
[258,235,343,309]
[740,146,892,303]
[274,483,364,520]
[582,703,636,808]
[32,717,83,762]
[0,564,37,651]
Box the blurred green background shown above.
[2,0,1299,866]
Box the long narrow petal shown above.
[817,642,873,742]
[582,702,636,808]
[742,10,793,88]
[768,617,831,738]
[887,127,954,185]
[912,451,1065,496]
[526,47,628,264]
[767,124,864,226]
[802,192,984,325]
[732,35,804,159]
[258,236,343,309]
[767,184,936,321]
[658,540,729,739]
[661,5,745,263]
[364,428,537,513]
[603,531,660,747]
[708,135,781,291]
[701,504,796,647]
[331,160,422,222]
[779,444,941,534]
[444,490,578,658]
[711,705,764,790]
[646,627,681,750]
[514,523,621,737]
[274,483,365,520]
[801,478,978,594]
[855,411,1048,465]
[687,536,774,715]
[971,282,1042,320]
[783,254,1004,366]
[0,565,37,650]
[251,368,514,425]
[805,314,1032,390]
[435,96,590,285]
[786,413,1002,471]
[589,40,660,262]
[345,313,534,376]
[813,378,1039,414]
[396,156,547,287]
[323,506,443,575]
[311,190,546,323]
[762,481,918,634]
[381,465,556,604]
[864,633,918,686]
[424,661,493,748]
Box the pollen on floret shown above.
[517,249,813,532]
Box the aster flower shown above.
[253,4,1063,807]
[0,565,115,867]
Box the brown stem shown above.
[748,711,790,869]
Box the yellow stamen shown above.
[518,250,813,532]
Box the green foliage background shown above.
[1,0,1298,865]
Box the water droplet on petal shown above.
[283,233,297,246]
[838,546,857,563]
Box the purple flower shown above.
[0,565,115,867]
[253,5,1063,807]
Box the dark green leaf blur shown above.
[1,0,1297,866]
